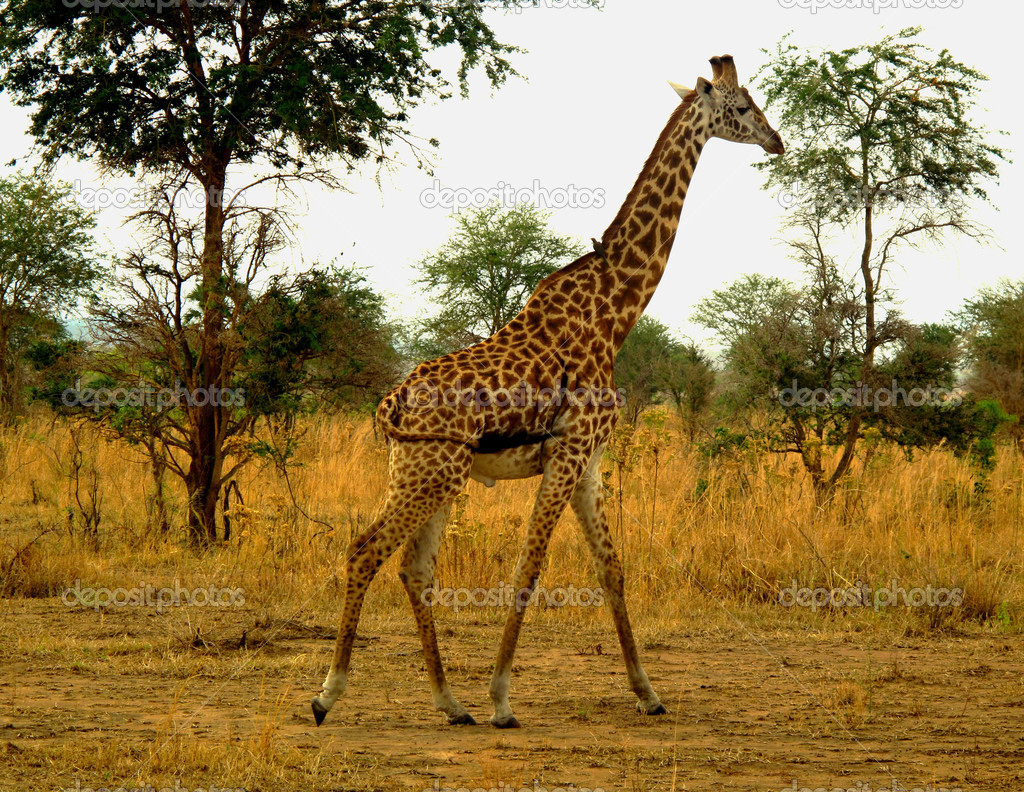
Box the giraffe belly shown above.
[469,443,544,487]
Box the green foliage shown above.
[695,269,1003,493]
[691,273,797,351]
[726,28,1009,497]
[756,27,1006,219]
[411,202,585,356]
[954,278,1024,448]
[694,266,861,426]
[236,265,398,414]
[697,427,750,462]
[662,342,716,441]
[614,316,715,433]
[961,399,1016,471]
[0,173,98,308]
[956,279,1024,368]
[0,172,100,420]
[996,602,1014,632]
[22,325,85,409]
[869,323,978,456]
[0,1,532,173]
[615,316,676,425]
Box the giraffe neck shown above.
[598,96,708,349]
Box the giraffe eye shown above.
[737,107,750,115]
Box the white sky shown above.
[0,0,1019,349]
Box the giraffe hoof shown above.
[311,698,329,726]
[447,712,476,726]
[640,702,668,716]
[490,715,521,729]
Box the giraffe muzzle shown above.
[762,130,785,155]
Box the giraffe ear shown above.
[695,76,715,96]
[667,80,692,100]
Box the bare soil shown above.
[2,600,1023,792]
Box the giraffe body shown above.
[312,55,783,728]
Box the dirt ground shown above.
[1,599,1022,792]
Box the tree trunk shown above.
[146,440,170,535]
[185,163,229,547]
[819,171,876,498]
[0,324,16,425]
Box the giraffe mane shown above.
[528,89,699,293]
[599,89,698,247]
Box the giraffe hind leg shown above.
[488,450,587,728]
[312,441,472,726]
[399,505,475,724]
[570,446,666,716]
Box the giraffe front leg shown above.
[399,505,475,725]
[489,455,581,728]
[569,447,666,716]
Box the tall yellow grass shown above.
[1,410,1021,635]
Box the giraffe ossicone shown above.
[312,54,783,729]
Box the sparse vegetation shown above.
[0,13,1018,792]
[1,408,1022,789]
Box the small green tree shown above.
[22,321,85,409]
[696,266,863,496]
[0,173,98,422]
[237,265,399,415]
[873,323,963,448]
[692,272,810,409]
[697,270,1005,500]
[412,202,585,356]
[955,278,1024,450]
[614,315,677,426]
[661,342,716,442]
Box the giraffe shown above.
[312,54,784,729]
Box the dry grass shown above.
[2,410,1023,790]
[1,409,1021,637]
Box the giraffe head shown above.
[669,55,784,155]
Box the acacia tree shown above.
[0,1,536,544]
[412,202,585,357]
[0,173,98,423]
[753,27,1007,496]
[697,266,1005,499]
[695,266,865,494]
